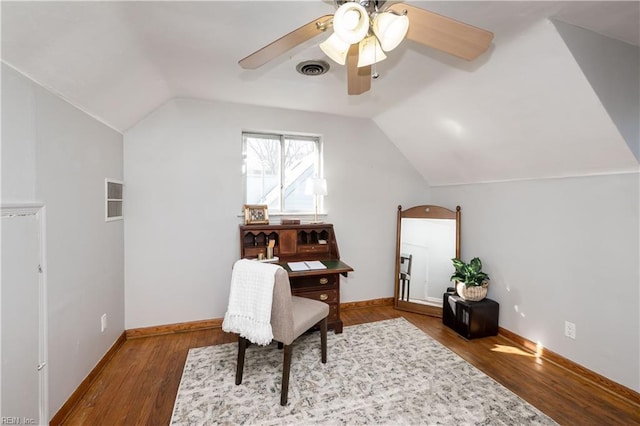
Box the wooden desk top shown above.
[278,259,353,278]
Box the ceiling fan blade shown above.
[239,15,334,69]
[387,3,493,61]
[347,44,371,95]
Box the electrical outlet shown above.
[101,314,107,333]
[564,321,576,339]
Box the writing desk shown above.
[239,224,353,333]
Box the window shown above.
[105,179,123,221]
[242,132,322,214]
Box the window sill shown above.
[237,212,327,221]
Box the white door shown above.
[1,210,45,424]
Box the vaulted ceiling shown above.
[2,1,638,185]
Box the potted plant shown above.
[450,257,490,301]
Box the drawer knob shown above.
[319,293,329,301]
[319,278,329,285]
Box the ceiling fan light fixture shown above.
[320,33,351,65]
[357,35,387,67]
[333,2,369,44]
[373,11,409,52]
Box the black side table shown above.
[442,292,499,339]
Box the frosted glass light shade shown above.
[357,35,387,67]
[333,2,369,44]
[305,178,328,196]
[373,12,409,52]
[320,33,351,65]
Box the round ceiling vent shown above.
[296,60,330,76]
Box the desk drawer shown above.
[291,274,337,290]
[328,304,339,322]
[298,244,330,254]
[243,247,266,258]
[298,289,338,304]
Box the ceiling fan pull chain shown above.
[372,42,380,79]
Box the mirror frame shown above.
[394,204,461,317]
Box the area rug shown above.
[171,317,556,425]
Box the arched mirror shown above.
[394,205,460,317]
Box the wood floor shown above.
[62,306,639,425]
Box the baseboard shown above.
[50,331,127,426]
[394,300,442,318]
[498,326,640,407]
[125,299,395,339]
[126,318,223,339]
[341,297,394,310]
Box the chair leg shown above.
[320,317,327,363]
[281,344,293,406]
[236,336,247,385]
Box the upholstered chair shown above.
[235,267,329,406]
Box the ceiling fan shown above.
[238,1,494,95]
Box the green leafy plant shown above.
[450,257,489,287]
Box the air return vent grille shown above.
[296,60,330,76]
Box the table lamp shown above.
[305,177,327,223]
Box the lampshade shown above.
[357,35,387,67]
[333,2,369,45]
[305,178,328,196]
[373,12,410,52]
[320,33,351,65]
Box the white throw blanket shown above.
[222,259,280,346]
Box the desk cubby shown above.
[240,224,339,261]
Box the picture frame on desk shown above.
[243,204,269,225]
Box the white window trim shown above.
[242,131,325,215]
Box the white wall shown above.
[1,65,37,201]
[431,173,640,392]
[553,20,640,161]
[1,64,125,419]
[123,98,429,329]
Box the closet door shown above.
[1,211,42,423]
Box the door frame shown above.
[1,203,48,424]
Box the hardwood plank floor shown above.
[61,306,639,425]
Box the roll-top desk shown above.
[239,223,353,333]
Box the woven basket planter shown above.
[456,282,488,301]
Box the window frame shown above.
[242,131,324,215]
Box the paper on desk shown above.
[288,262,309,272]
[288,261,327,271]
[304,260,326,270]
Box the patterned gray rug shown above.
[171,317,556,425]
